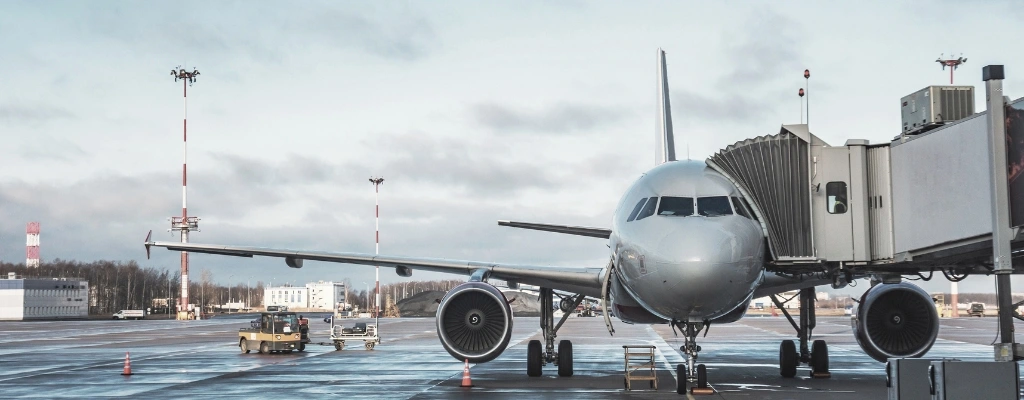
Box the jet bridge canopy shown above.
[707,125,821,261]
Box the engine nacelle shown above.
[436,282,513,363]
[852,282,939,362]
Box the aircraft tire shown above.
[697,364,707,388]
[557,340,573,377]
[780,340,797,378]
[527,340,542,377]
[811,340,829,375]
[677,364,687,394]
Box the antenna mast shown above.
[170,66,201,320]
[936,53,967,84]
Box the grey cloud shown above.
[375,132,559,194]
[472,102,631,134]
[0,104,75,124]
[298,8,437,62]
[67,2,436,63]
[717,10,803,88]
[671,90,773,123]
[671,9,805,124]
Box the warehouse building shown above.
[0,273,89,320]
[264,281,346,312]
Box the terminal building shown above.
[264,281,347,312]
[0,273,89,320]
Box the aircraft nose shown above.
[643,221,763,319]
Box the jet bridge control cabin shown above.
[707,85,1024,275]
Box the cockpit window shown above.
[626,198,647,222]
[697,196,733,217]
[657,197,694,216]
[731,197,751,219]
[635,197,658,220]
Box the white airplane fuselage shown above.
[608,160,765,323]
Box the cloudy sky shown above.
[2,0,1023,295]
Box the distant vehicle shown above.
[844,306,853,316]
[113,310,145,320]
[266,305,288,312]
[969,303,985,317]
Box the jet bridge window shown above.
[697,196,733,217]
[657,197,693,216]
[636,197,659,220]
[826,182,848,214]
[626,198,648,222]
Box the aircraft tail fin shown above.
[655,48,676,165]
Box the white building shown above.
[0,273,89,320]
[264,281,347,311]
[306,281,347,312]
[264,285,309,310]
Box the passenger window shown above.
[635,197,659,220]
[731,197,751,219]
[697,196,733,217]
[826,182,848,214]
[626,198,647,222]
[657,197,694,216]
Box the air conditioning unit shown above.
[901,86,975,134]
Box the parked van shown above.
[113,310,146,320]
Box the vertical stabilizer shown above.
[655,48,676,165]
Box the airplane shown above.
[145,48,940,394]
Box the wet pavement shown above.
[0,314,1017,399]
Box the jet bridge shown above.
[707,91,1024,271]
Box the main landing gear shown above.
[771,288,831,379]
[673,321,712,394]
[527,288,582,378]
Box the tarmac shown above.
[0,313,1018,399]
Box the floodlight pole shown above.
[169,66,201,320]
[370,177,384,326]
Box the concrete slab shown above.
[0,314,1018,398]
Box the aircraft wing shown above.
[144,234,606,298]
[497,220,611,239]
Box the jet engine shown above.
[435,282,514,363]
[852,282,939,362]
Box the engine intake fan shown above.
[436,282,513,363]
[852,282,939,362]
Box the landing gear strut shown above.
[770,287,830,378]
[673,320,711,394]
[527,287,580,377]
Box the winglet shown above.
[144,230,152,260]
[655,48,676,165]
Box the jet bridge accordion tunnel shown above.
[707,124,886,266]
[708,95,1024,270]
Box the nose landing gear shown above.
[674,321,713,394]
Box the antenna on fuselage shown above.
[655,48,676,165]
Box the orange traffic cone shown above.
[121,352,133,376]
[460,359,473,387]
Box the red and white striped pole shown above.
[171,67,200,319]
[369,177,384,320]
[181,76,190,315]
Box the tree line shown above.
[0,260,264,315]
[1,259,480,315]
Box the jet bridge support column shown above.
[983,65,1020,360]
